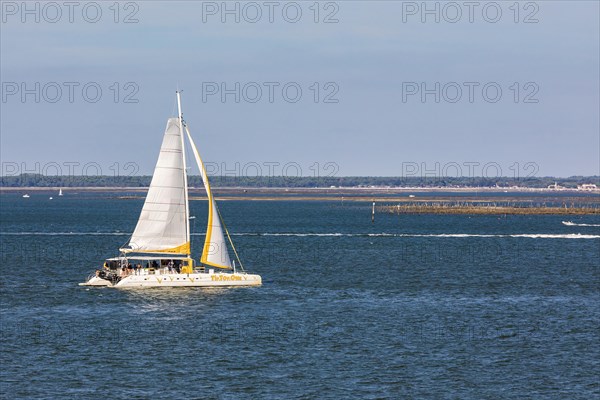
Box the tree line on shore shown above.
[1,174,598,189]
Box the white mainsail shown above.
[185,126,233,269]
[121,118,190,254]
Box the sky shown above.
[1,1,599,179]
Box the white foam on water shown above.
[1,232,598,239]
[562,221,600,227]
[233,232,600,239]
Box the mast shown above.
[177,90,191,256]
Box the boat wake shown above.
[2,232,598,239]
[562,221,600,227]
[235,233,600,239]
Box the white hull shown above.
[80,271,261,288]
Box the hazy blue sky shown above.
[1,1,599,179]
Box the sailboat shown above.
[58,188,63,196]
[80,91,261,288]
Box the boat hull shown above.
[81,271,261,288]
[116,272,262,288]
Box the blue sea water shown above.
[1,192,599,399]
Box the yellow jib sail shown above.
[185,126,233,270]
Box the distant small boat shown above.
[58,188,63,196]
[22,194,30,198]
[409,194,416,198]
[49,197,53,200]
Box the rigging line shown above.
[120,215,135,251]
[215,202,245,272]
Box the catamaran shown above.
[80,91,261,288]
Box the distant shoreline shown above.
[3,186,598,212]
[3,186,599,207]
[2,186,599,194]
